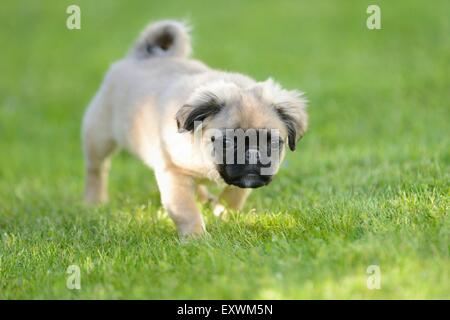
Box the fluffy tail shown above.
[128,20,192,59]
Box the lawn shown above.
[0,0,448,299]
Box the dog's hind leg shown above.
[83,140,115,204]
[196,184,217,204]
[82,95,116,204]
[213,186,251,216]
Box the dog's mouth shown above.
[227,173,272,189]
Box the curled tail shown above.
[128,20,192,59]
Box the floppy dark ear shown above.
[275,107,307,151]
[259,79,308,151]
[273,91,308,151]
[175,100,223,133]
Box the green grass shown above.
[0,0,449,299]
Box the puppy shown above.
[82,20,308,236]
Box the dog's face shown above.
[176,79,308,188]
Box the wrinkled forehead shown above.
[209,90,288,137]
[215,127,284,141]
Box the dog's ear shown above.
[275,101,307,151]
[175,98,223,133]
[176,81,240,132]
[260,79,308,151]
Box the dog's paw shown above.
[179,229,211,243]
[213,203,227,217]
[177,219,206,238]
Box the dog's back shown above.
[82,21,211,178]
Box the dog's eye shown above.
[270,139,283,149]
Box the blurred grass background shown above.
[0,0,448,299]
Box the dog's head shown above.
[176,78,308,188]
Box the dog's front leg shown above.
[155,168,205,236]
